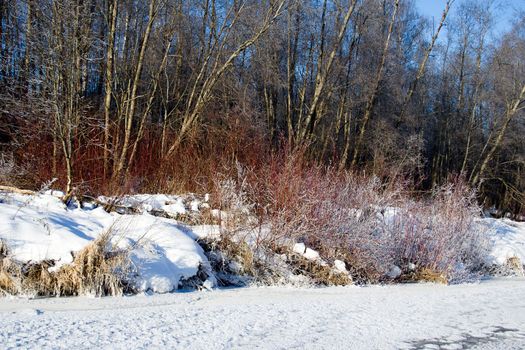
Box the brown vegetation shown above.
[0,0,523,215]
[0,234,130,297]
[207,151,488,284]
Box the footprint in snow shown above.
[13,308,44,316]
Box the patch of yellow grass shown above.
[0,241,18,295]
[216,236,255,275]
[54,233,130,296]
[505,257,524,277]
[286,252,353,286]
[0,234,130,297]
[400,267,448,284]
[0,260,19,295]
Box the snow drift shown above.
[0,192,215,294]
[1,189,525,297]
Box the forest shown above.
[0,0,524,215]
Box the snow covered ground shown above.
[1,191,525,294]
[2,192,525,348]
[1,279,525,349]
[481,218,525,266]
[0,192,216,293]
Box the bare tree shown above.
[165,0,287,157]
[103,0,118,177]
[351,0,400,167]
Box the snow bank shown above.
[0,192,215,293]
[2,190,525,296]
[481,218,525,266]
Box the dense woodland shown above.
[0,0,524,215]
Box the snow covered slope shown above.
[1,280,524,349]
[0,192,214,293]
[1,191,525,296]
[481,218,525,266]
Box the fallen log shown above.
[0,185,36,195]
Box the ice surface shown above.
[1,280,524,349]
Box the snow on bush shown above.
[478,218,525,276]
[215,153,491,284]
[386,182,490,282]
[1,164,521,296]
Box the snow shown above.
[1,280,525,349]
[186,224,221,240]
[0,192,214,293]
[0,194,112,266]
[112,215,214,293]
[2,191,525,296]
[481,218,525,265]
[387,265,402,279]
[292,242,306,254]
[97,193,209,216]
[334,259,347,273]
[303,247,320,261]
[292,243,320,261]
[2,192,525,347]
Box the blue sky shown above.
[415,0,525,37]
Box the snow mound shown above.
[481,218,525,266]
[292,243,320,261]
[0,192,214,293]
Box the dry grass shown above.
[0,239,8,258]
[505,257,524,277]
[284,252,352,286]
[200,235,255,286]
[20,260,57,295]
[478,256,524,278]
[216,236,255,275]
[0,234,131,297]
[0,241,17,295]
[1,273,17,295]
[201,232,353,287]
[53,233,130,296]
[1,257,20,296]
[399,267,448,284]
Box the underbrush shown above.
[0,234,131,297]
[483,256,525,277]
[210,151,490,285]
[199,235,352,287]
[0,142,494,292]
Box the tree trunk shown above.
[297,0,357,144]
[103,0,118,177]
[114,0,157,179]
[470,84,525,187]
[351,0,399,167]
[398,0,452,126]
[165,1,286,158]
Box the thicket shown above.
[209,150,489,285]
[0,0,523,215]
[0,153,493,295]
